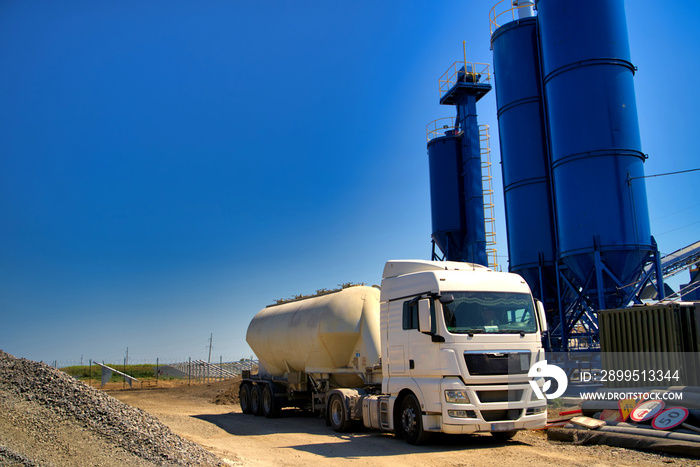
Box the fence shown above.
[57,357,259,387]
[164,359,258,384]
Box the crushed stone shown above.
[0,350,225,466]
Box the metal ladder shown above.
[480,125,498,270]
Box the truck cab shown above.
[373,260,548,443]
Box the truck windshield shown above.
[442,292,537,334]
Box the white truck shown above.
[240,260,548,444]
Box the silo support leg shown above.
[594,251,606,310]
[654,244,665,300]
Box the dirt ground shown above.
[108,379,699,467]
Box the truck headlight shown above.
[448,410,476,418]
[445,389,470,404]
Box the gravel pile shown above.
[0,350,224,466]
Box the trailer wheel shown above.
[328,394,352,432]
[400,394,431,445]
[491,430,518,441]
[239,383,253,414]
[250,384,263,415]
[261,384,279,418]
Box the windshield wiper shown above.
[500,329,530,336]
[452,328,484,336]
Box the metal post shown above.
[653,238,666,300]
[537,262,552,352]
[594,250,606,310]
[208,333,213,363]
[188,357,191,386]
[156,357,159,382]
[463,41,467,81]
[208,334,213,383]
[556,263,568,351]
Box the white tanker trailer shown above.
[241,260,548,444]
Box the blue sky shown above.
[1,1,698,366]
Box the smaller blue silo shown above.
[428,63,492,267]
[428,132,469,261]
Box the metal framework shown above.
[93,361,138,388]
[544,238,700,351]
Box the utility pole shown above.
[208,334,213,364]
[207,334,213,383]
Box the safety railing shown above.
[489,0,536,35]
[426,117,459,142]
[438,62,491,100]
[480,125,498,270]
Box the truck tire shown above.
[261,384,279,418]
[250,384,263,415]
[239,383,253,414]
[328,394,352,432]
[400,394,431,445]
[491,430,518,441]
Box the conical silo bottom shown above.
[561,247,653,308]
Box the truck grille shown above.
[481,409,523,422]
[464,351,530,376]
[475,389,524,403]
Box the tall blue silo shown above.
[490,15,558,311]
[428,64,491,266]
[536,0,653,309]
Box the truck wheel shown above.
[250,384,263,415]
[328,394,352,432]
[261,384,279,418]
[491,430,518,441]
[239,383,253,414]
[400,394,431,445]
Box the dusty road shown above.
[109,380,697,467]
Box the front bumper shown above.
[434,378,548,433]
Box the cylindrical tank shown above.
[428,133,469,262]
[490,17,557,305]
[246,286,381,388]
[536,0,652,301]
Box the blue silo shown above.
[490,16,558,310]
[428,133,470,262]
[536,0,653,309]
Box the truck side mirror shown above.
[418,299,432,334]
[439,294,454,305]
[536,300,548,335]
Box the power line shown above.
[652,203,700,222]
[656,221,700,237]
[629,167,700,181]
